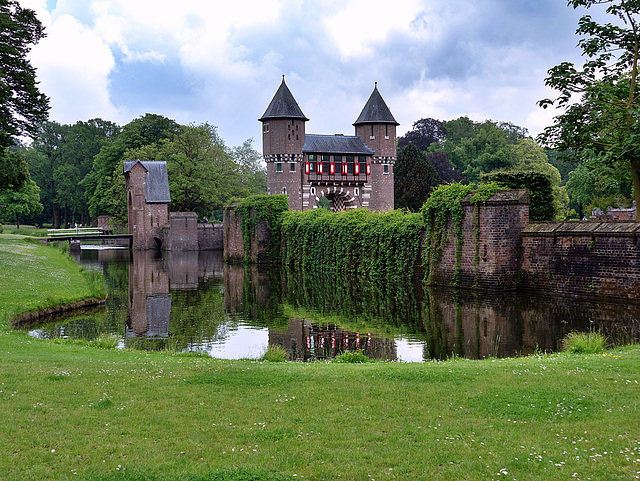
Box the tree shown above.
[397,118,448,151]
[0,179,43,228]
[538,0,640,209]
[0,148,28,191]
[82,114,178,218]
[394,144,441,211]
[512,138,570,218]
[162,123,240,215]
[425,151,464,183]
[0,0,49,149]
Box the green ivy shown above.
[481,170,554,221]
[421,182,499,287]
[231,194,289,264]
[281,208,424,285]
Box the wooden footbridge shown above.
[42,227,133,248]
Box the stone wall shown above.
[198,223,223,250]
[222,191,640,300]
[428,190,530,290]
[520,221,640,299]
[164,212,199,251]
[223,203,272,263]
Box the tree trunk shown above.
[631,159,640,219]
[15,214,20,230]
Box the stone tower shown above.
[259,76,308,210]
[353,83,398,212]
[260,78,397,212]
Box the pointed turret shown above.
[260,76,307,211]
[259,75,309,121]
[353,82,399,126]
[353,83,397,212]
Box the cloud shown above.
[18,0,603,146]
[28,13,123,124]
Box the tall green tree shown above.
[538,0,640,209]
[0,179,42,228]
[394,144,441,212]
[162,123,241,215]
[82,114,178,218]
[0,0,49,150]
[512,138,570,218]
[397,118,447,151]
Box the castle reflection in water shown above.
[42,248,640,361]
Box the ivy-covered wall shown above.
[224,191,640,300]
[422,188,530,289]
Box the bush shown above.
[562,330,607,354]
[334,350,371,363]
[260,344,289,362]
[91,333,120,349]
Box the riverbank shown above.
[0,235,106,330]
[0,236,639,481]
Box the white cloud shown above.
[28,14,123,123]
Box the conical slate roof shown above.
[353,83,399,126]
[259,76,309,122]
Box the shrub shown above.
[562,330,607,354]
[261,344,289,362]
[91,333,120,349]
[334,350,371,363]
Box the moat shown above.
[25,247,640,361]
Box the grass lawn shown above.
[0,237,639,481]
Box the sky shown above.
[20,0,605,149]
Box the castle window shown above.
[383,164,389,174]
[282,187,287,194]
[308,154,315,161]
[288,134,291,140]
[321,155,330,162]
[290,163,296,173]
[276,162,283,173]
[355,187,359,196]
[263,123,269,133]
[370,125,374,139]
[277,154,282,161]
[346,155,354,163]
[385,124,389,139]
[311,187,316,196]
[358,156,366,163]
[296,134,299,140]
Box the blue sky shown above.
[22,0,602,148]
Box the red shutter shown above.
[354,163,360,175]
[366,164,371,175]
[317,162,323,174]
[330,163,335,174]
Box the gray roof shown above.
[353,84,399,126]
[303,134,374,155]
[123,160,171,203]
[259,76,309,121]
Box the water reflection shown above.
[26,248,640,361]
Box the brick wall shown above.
[165,212,199,251]
[223,203,271,263]
[427,190,530,289]
[198,223,223,250]
[520,221,640,299]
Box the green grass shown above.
[0,236,106,328]
[1,236,639,481]
[563,330,608,354]
[260,344,289,362]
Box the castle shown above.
[259,77,398,212]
